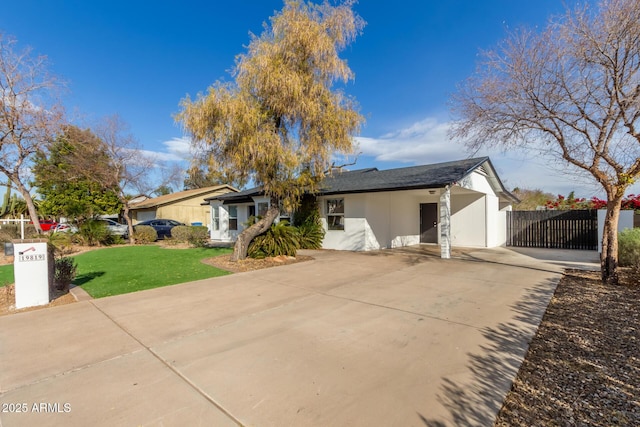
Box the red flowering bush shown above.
[544,192,640,210]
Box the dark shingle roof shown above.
[207,157,517,203]
[319,157,488,195]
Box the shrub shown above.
[618,228,640,271]
[170,225,209,247]
[171,225,191,242]
[77,219,111,246]
[48,231,73,255]
[54,257,77,292]
[290,194,324,249]
[296,220,325,249]
[0,229,15,244]
[24,224,38,238]
[188,226,209,247]
[248,220,300,259]
[108,234,126,245]
[133,225,157,244]
[0,224,20,242]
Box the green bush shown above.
[248,220,300,259]
[54,257,77,292]
[188,226,209,247]
[171,225,191,242]
[618,228,640,271]
[296,220,325,249]
[109,234,126,245]
[170,225,209,247]
[48,231,73,255]
[289,194,324,249]
[77,220,111,246]
[133,225,157,244]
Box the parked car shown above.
[134,219,184,239]
[31,220,58,231]
[98,219,129,238]
[52,223,78,233]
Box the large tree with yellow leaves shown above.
[178,0,364,260]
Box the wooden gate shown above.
[506,210,598,250]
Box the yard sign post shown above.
[13,239,54,309]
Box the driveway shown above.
[0,247,594,426]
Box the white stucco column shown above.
[440,186,451,259]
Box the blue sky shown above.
[1,0,621,198]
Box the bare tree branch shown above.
[450,0,640,284]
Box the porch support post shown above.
[440,186,451,259]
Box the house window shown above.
[279,203,291,224]
[257,202,269,217]
[326,198,344,230]
[246,205,257,225]
[212,207,219,231]
[229,205,238,231]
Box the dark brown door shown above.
[420,203,438,243]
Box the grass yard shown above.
[0,265,13,287]
[72,245,232,298]
[0,245,232,297]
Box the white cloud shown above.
[162,136,192,160]
[356,118,458,164]
[135,136,193,163]
[355,116,640,198]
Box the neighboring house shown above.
[129,185,238,227]
[204,157,518,258]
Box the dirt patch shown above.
[202,253,313,273]
[0,284,77,317]
[495,268,640,426]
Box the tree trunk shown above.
[14,180,42,234]
[123,202,135,244]
[231,202,280,261]
[601,195,623,286]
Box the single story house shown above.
[204,157,517,258]
[129,184,238,226]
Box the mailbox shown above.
[13,239,54,309]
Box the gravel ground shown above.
[495,269,640,426]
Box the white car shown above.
[99,219,129,238]
[52,223,78,233]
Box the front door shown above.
[420,203,438,244]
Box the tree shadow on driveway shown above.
[418,276,559,426]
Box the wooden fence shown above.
[506,210,598,250]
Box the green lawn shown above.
[0,264,13,287]
[0,245,233,298]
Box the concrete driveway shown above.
[0,247,594,426]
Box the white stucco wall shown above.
[458,171,497,196]
[450,193,486,247]
[320,190,439,251]
[485,194,500,247]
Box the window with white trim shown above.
[279,203,291,224]
[257,202,269,217]
[326,198,344,230]
[212,206,219,231]
[228,205,238,231]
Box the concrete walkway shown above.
[0,247,597,426]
